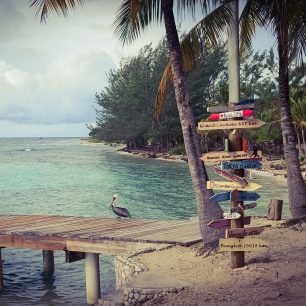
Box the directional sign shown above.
[225,227,265,239]
[238,192,260,201]
[198,119,265,131]
[230,202,257,213]
[221,160,262,170]
[219,238,268,252]
[235,99,254,106]
[209,109,253,120]
[207,103,254,113]
[223,212,241,219]
[210,192,231,203]
[201,151,262,162]
[207,216,251,228]
[214,167,248,186]
[207,181,262,191]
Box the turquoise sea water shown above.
[0,138,289,305]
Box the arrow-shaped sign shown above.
[223,212,241,219]
[210,191,260,202]
[235,99,254,106]
[230,202,257,213]
[209,109,253,121]
[198,119,265,131]
[207,216,251,228]
[207,101,254,113]
[207,181,262,191]
[225,226,265,238]
[238,192,260,201]
[214,167,248,186]
[201,151,262,162]
[221,160,262,170]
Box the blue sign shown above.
[221,160,262,170]
[235,99,255,105]
[210,191,260,203]
[238,192,260,201]
[210,192,231,203]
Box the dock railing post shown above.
[85,253,101,305]
[43,250,55,274]
[0,248,3,289]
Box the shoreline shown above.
[82,139,306,180]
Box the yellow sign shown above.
[219,238,268,252]
[207,181,262,191]
[198,119,265,131]
[201,151,262,162]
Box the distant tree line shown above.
[89,40,305,157]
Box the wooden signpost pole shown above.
[228,0,244,268]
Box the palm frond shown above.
[239,0,267,56]
[153,63,172,123]
[114,0,162,45]
[30,0,90,22]
[153,3,231,122]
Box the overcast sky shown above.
[0,0,273,137]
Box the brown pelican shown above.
[110,195,131,219]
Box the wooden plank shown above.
[214,167,248,186]
[198,119,265,131]
[207,216,251,228]
[219,238,268,252]
[207,181,262,191]
[0,235,66,251]
[201,151,262,162]
[230,203,257,213]
[66,239,169,255]
[225,227,265,238]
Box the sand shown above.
[134,218,306,306]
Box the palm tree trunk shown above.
[297,131,303,158]
[302,128,306,158]
[161,0,223,243]
[277,13,306,218]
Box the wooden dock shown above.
[0,214,202,304]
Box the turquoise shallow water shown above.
[0,138,289,305]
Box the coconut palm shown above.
[156,0,306,218]
[31,0,232,243]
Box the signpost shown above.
[238,192,260,201]
[223,212,241,219]
[207,181,262,191]
[209,109,253,120]
[219,238,268,252]
[225,227,264,238]
[207,216,251,228]
[201,150,262,162]
[221,160,262,170]
[198,119,265,131]
[207,102,254,113]
[210,192,260,202]
[214,167,248,186]
[230,202,257,213]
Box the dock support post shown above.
[0,248,3,289]
[85,253,100,305]
[43,250,54,274]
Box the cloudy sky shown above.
[0,0,273,137]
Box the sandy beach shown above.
[114,148,306,306]
[133,218,306,306]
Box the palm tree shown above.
[156,0,306,218]
[31,0,229,244]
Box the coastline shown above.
[130,218,306,306]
